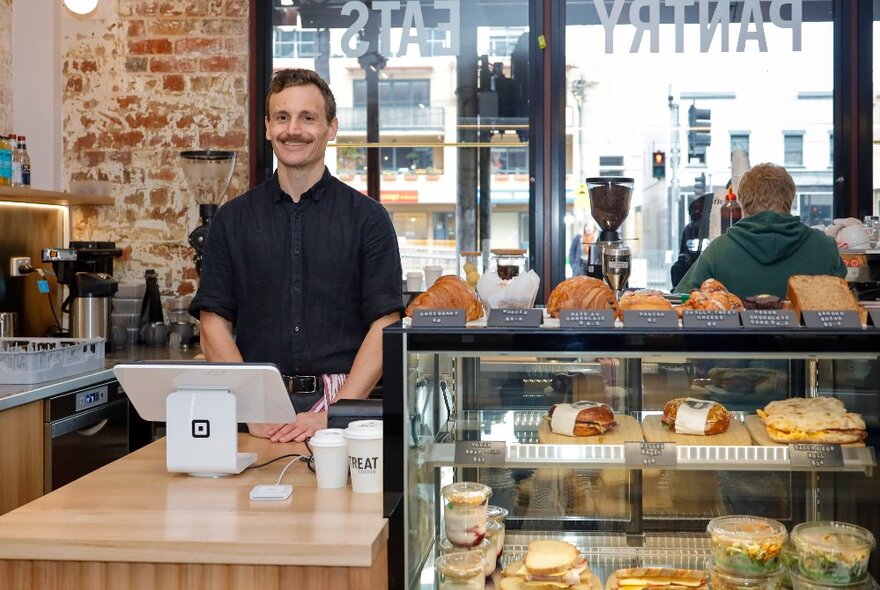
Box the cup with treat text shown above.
[343,420,383,493]
[424,265,443,289]
[309,428,349,489]
[441,482,493,547]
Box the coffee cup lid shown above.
[344,419,383,440]
[309,428,347,448]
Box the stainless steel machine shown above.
[585,176,634,293]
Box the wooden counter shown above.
[0,435,388,589]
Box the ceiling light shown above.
[64,0,99,15]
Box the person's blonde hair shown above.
[737,162,796,215]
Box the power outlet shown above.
[10,256,31,277]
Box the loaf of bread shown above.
[616,289,673,319]
[546,276,616,318]
[662,397,730,435]
[404,274,484,321]
[787,275,862,319]
[683,279,744,312]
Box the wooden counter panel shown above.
[0,545,387,589]
[0,436,387,568]
[0,400,43,515]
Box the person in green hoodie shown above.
[674,162,845,299]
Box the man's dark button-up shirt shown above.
[189,168,404,376]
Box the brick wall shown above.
[0,0,11,132]
[65,0,250,299]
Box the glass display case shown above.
[382,326,879,590]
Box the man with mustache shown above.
[190,69,403,442]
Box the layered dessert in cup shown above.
[440,538,495,577]
[441,482,493,547]
[707,515,788,575]
[483,520,503,566]
[791,521,875,584]
[435,550,486,590]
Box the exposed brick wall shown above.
[0,0,11,132]
[65,0,250,299]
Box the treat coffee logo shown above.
[351,456,379,473]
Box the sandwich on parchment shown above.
[756,396,867,444]
[501,539,597,590]
[605,567,708,590]
[548,401,617,437]
[661,398,730,436]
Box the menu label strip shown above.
[789,443,844,468]
[740,309,797,329]
[622,310,678,329]
[559,309,616,328]
[625,441,677,467]
[411,309,466,327]
[682,310,741,329]
[454,441,507,465]
[801,310,861,330]
[487,308,543,327]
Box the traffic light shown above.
[688,105,711,164]
[694,172,707,195]
[652,150,666,179]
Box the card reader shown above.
[249,484,293,502]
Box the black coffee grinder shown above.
[181,150,236,274]
[585,177,634,293]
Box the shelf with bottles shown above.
[0,185,114,206]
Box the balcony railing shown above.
[337,106,445,132]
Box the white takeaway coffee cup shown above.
[423,265,443,289]
[309,428,349,489]
[343,420,383,494]
[406,271,423,291]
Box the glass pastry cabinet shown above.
[381,325,879,589]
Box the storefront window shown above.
[270,0,531,277]
[565,1,834,289]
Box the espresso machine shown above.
[585,177,634,293]
[181,150,236,274]
[42,241,122,342]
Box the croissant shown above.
[683,279,744,312]
[616,289,673,319]
[405,274,484,321]
[546,276,616,318]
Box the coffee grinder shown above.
[585,177,634,293]
[181,150,236,274]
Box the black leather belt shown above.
[282,375,321,394]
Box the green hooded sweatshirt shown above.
[674,211,846,299]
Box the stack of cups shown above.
[789,521,875,590]
[423,265,443,289]
[706,516,788,590]
[309,428,349,489]
[342,420,384,493]
[439,482,494,587]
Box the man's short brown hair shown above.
[265,68,336,123]
[737,162,796,215]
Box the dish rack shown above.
[0,337,105,384]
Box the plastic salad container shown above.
[791,521,875,584]
[708,515,788,575]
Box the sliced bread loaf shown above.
[787,274,859,312]
[524,539,580,575]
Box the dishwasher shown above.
[43,380,130,492]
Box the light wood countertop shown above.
[0,435,388,568]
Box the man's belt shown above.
[282,375,322,395]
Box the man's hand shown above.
[254,412,329,443]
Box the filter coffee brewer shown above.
[181,150,236,274]
[42,241,122,344]
[585,177,634,292]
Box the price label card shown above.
[559,309,616,328]
[622,310,678,329]
[411,309,466,328]
[682,310,741,329]
[487,308,543,328]
[454,441,507,465]
[625,441,677,467]
[741,310,798,329]
[802,311,861,330]
[789,443,844,468]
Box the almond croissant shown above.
[546,276,616,318]
[405,275,484,321]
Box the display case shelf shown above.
[0,186,113,206]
